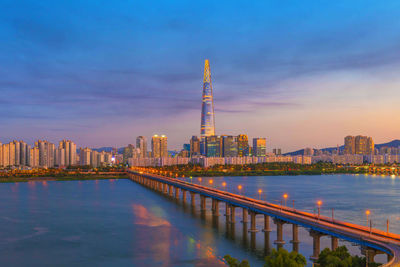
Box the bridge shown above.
[127,169,400,266]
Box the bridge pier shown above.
[163,183,167,194]
[274,219,286,246]
[249,211,258,232]
[182,190,187,203]
[168,185,173,197]
[175,187,180,200]
[290,224,300,252]
[262,215,271,232]
[200,195,206,211]
[331,236,338,251]
[361,247,382,265]
[230,206,236,223]
[190,192,195,207]
[225,203,231,218]
[212,199,219,216]
[309,230,325,261]
[242,208,248,223]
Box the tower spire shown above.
[200,59,215,137]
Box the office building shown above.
[151,135,168,158]
[206,135,222,157]
[253,138,266,157]
[200,59,215,138]
[222,136,238,157]
[237,134,249,157]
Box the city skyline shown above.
[2,1,400,151]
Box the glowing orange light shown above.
[198,178,202,182]
[258,189,262,194]
[317,200,322,206]
[366,210,370,216]
[238,185,242,190]
[283,194,288,199]
[209,179,213,184]
[222,182,227,187]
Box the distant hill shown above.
[284,139,400,156]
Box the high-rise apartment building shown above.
[206,136,222,157]
[80,147,92,166]
[58,140,77,166]
[30,146,39,167]
[151,135,168,158]
[35,140,55,168]
[222,136,238,157]
[123,144,135,163]
[344,136,356,154]
[190,136,200,156]
[136,136,147,158]
[344,135,374,155]
[253,138,266,157]
[237,134,249,157]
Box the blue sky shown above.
[2,0,400,151]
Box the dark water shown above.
[0,174,397,266]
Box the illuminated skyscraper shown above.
[200,59,215,137]
[152,135,168,158]
[237,134,249,157]
[253,138,267,157]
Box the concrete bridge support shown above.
[168,185,173,197]
[310,230,325,261]
[249,211,258,232]
[163,183,167,194]
[182,190,187,203]
[331,236,338,251]
[212,199,219,216]
[230,206,236,223]
[263,215,271,232]
[225,203,231,218]
[200,195,206,211]
[290,224,300,252]
[175,187,180,200]
[274,219,286,246]
[190,192,195,207]
[242,208,248,223]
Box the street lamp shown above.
[222,182,227,191]
[283,193,288,207]
[238,185,242,195]
[366,210,370,227]
[209,179,213,188]
[258,189,262,200]
[317,200,322,220]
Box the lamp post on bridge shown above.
[258,189,262,200]
[366,210,370,227]
[317,200,322,221]
[238,185,242,195]
[283,193,288,207]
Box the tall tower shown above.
[200,59,215,137]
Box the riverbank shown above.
[0,175,128,183]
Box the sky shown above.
[1,0,400,152]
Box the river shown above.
[0,174,397,266]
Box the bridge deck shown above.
[128,170,400,266]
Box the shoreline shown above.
[0,175,128,183]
